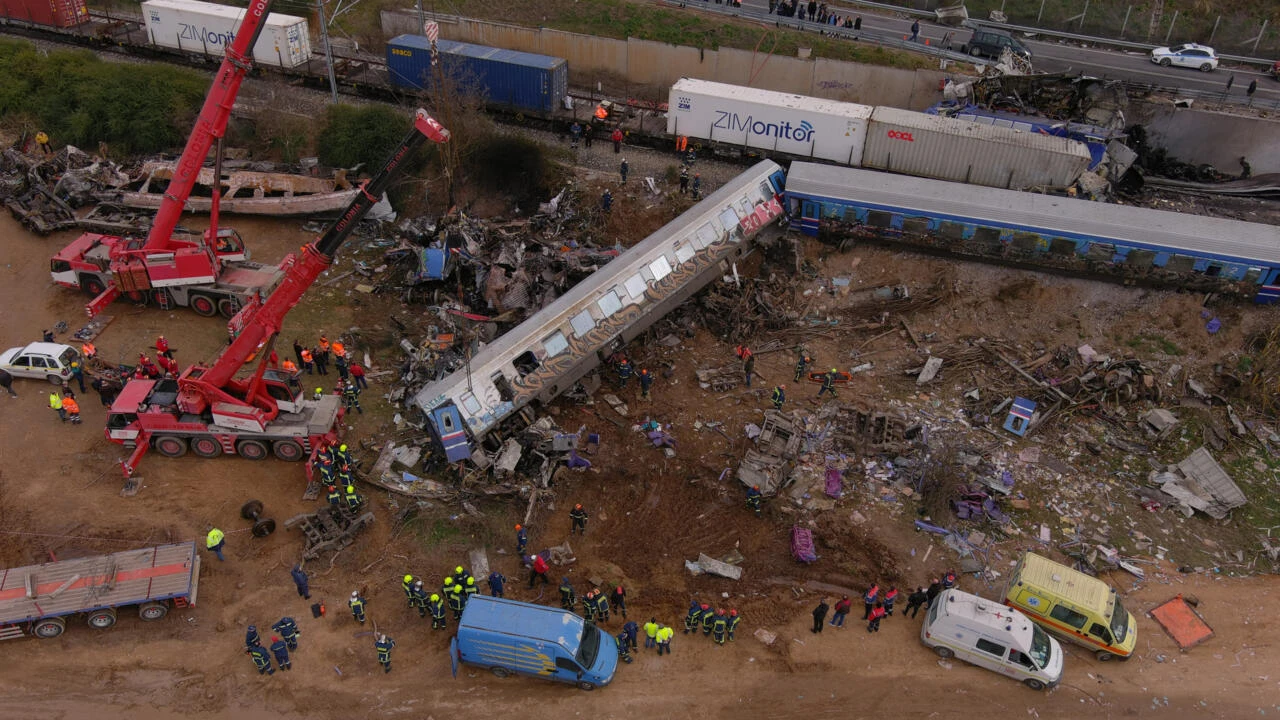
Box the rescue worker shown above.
[745,485,763,517]
[62,394,81,424]
[269,635,291,671]
[692,172,702,199]
[35,130,51,154]
[206,528,226,561]
[343,484,362,514]
[639,367,653,400]
[464,576,479,599]
[441,575,455,599]
[594,589,611,623]
[316,457,335,485]
[249,644,274,675]
[375,634,395,673]
[559,577,576,610]
[905,586,929,619]
[155,335,173,359]
[582,590,597,623]
[711,608,728,645]
[742,347,755,387]
[312,386,324,401]
[448,584,465,620]
[528,554,550,587]
[515,523,528,555]
[314,337,330,376]
[245,624,262,649]
[49,391,66,422]
[487,570,506,598]
[771,384,786,410]
[644,617,659,649]
[332,339,347,360]
[622,619,639,650]
[428,593,446,630]
[867,601,886,633]
[333,443,353,468]
[272,617,299,651]
[701,603,716,637]
[616,631,633,664]
[453,565,472,587]
[942,570,958,590]
[335,355,349,382]
[831,595,852,628]
[349,362,367,389]
[290,564,310,600]
[81,341,97,361]
[569,504,588,535]
[863,584,880,620]
[601,189,613,213]
[410,580,428,617]
[727,609,741,641]
[281,358,298,374]
[883,586,899,616]
[341,380,363,414]
[610,127,624,153]
[925,578,943,608]
[679,165,689,193]
[619,158,629,184]
[402,574,416,600]
[794,354,812,382]
[69,361,85,393]
[349,591,367,624]
[325,485,342,510]
[656,623,674,655]
[684,600,703,634]
[615,356,633,388]
[300,348,314,374]
[818,368,840,398]
[610,585,628,619]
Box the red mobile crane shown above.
[50,0,285,319]
[105,109,451,477]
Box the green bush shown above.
[315,103,414,170]
[0,39,206,154]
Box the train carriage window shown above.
[1048,238,1076,256]
[1085,242,1115,262]
[1244,268,1262,283]
[649,256,673,282]
[758,181,775,199]
[1204,264,1223,277]
[570,309,595,338]
[597,290,623,317]
[866,211,894,228]
[972,227,1001,246]
[513,351,540,377]
[460,394,482,415]
[1011,232,1039,251]
[939,222,965,240]
[1165,255,1196,273]
[490,372,515,402]
[542,331,569,358]
[624,273,648,300]
[696,223,718,248]
[903,217,930,235]
[825,203,846,220]
[674,242,696,264]
[1126,249,1156,267]
[717,206,740,231]
[844,206,860,223]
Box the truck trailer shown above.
[141,0,311,69]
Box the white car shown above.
[1150,43,1219,72]
[0,342,81,384]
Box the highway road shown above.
[665,0,1280,104]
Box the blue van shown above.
[450,596,618,690]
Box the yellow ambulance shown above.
[1003,552,1137,661]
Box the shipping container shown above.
[386,35,568,115]
[666,78,872,166]
[141,0,311,69]
[0,0,88,28]
[863,106,1091,190]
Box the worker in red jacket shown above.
[610,127,624,153]
[863,584,879,620]
[867,602,886,633]
[527,554,550,588]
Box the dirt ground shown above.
[2,147,1280,719]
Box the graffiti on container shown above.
[817,80,856,90]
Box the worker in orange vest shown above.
[81,342,97,360]
[281,359,299,374]
[62,394,81,425]
[300,348,314,374]
[331,340,346,359]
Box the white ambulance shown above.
[921,588,1064,690]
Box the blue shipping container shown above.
[387,35,568,114]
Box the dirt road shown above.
[1,203,1279,720]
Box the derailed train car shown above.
[411,160,788,462]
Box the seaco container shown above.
[666,78,872,166]
[386,35,568,114]
[0,0,88,27]
[863,105,1091,190]
[140,0,311,69]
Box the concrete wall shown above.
[1129,104,1280,175]
[381,10,947,110]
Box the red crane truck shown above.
[49,0,284,319]
[105,109,452,477]
[0,542,199,640]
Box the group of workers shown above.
[244,617,301,675]
[315,442,367,516]
[682,602,742,646]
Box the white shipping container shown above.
[667,78,871,166]
[863,106,1091,190]
[141,0,311,69]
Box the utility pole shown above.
[316,0,339,104]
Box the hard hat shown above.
[248,624,256,631]
[562,576,570,583]
[730,609,738,617]
[351,591,358,599]
[640,368,648,374]
[379,634,387,642]
[515,523,522,530]
[717,608,725,614]
[339,444,347,452]
[315,387,322,394]
[575,503,582,510]
[430,594,440,602]
[466,577,475,585]
[453,584,463,592]
[346,485,355,493]
[831,368,838,373]
[71,362,79,368]
[779,384,786,389]
[752,485,760,491]
[404,574,413,583]
[414,580,423,588]
[700,603,709,610]
[272,636,280,642]
[444,576,453,584]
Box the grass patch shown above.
[1126,333,1183,356]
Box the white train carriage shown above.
[412,160,788,462]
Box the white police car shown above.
[1150,43,1219,72]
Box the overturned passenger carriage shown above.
[412,160,789,462]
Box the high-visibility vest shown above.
[62,397,80,414]
[282,360,298,372]
[332,342,346,358]
[49,394,63,410]
[318,338,330,352]
[206,529,225,548]
[300,349,313,363]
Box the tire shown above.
[272,439,304,462]
[33,617,66,638]
[125,290,149,307]
[138,601,168,621]
[970,46,982,57]
[1095,650,1114,662]
[237,439,268,460]
[1159,58,1171,66]
[87,608,117,629]
[241,500,265,520]
[577,681,597,691]
[190,295,217,317]
[934,646,955,659]
[191,436,222,458]
[1024,678,1046,691]
[490,667,511,678]
[47,374,65,385]
[81,275,107,298]
[217,298,239,318]
[1199,63,1213,72]
[154,436,188,458]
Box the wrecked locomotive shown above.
[411,160,788,462]
[785,162,1280,303]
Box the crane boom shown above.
[142,0,273,253]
